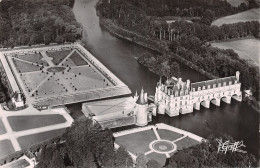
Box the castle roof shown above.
[191,76,237,91]
[136,88,148,105]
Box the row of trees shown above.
[98,1,259,41]
[98,0,250,23]
[0,75,8,103]
[97,0,260,99]
[0,0,82,48]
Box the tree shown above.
[136,153,148,168]
[147,159,162,168]
[37,118,115,168]
[114,147,133,168]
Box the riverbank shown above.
[99,19,161,53]
[99,19,217,80]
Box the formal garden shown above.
[114,124,201,166]
[7,46,114,100]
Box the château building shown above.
[154,71,242,116]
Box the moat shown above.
[71,0,259,157]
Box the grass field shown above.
[66,67,112,91]
[62,51,88,67]
[16,53,48,66]
[115,129,156,155]
[211,39,260,65]
[7,114,66,131]
[17,128,66,149]
[46,50,72,65]
[212,8,260,26]
[36,75,67,96]
[0,140,15,158]
[226,0,247,6]
[157,129,183,141]
[0,118,6,135]
[13,59,42,73]
[20,72,48,93]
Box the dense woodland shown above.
[165,134,257,167]
[97,0,260,99]
[0,0,82,48]
[97,0,254,25]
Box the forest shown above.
[97,0,260,99]
[0,0,82,48]
[165,134,257,167]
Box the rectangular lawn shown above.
[16,53,48,66]
[115,129,157,155]
[8,114,66,131]
[0,118,6,135]
[0,140,15,158]
[17,128,66,149]
[12,59,42,73]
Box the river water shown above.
[71,0,259,157]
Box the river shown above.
[71,0,259,157]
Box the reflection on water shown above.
[71,0,259,157]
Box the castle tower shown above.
[144,92,148,102]
[236,71,240,82]
[187,79,190,90]
[133,90,138,102]
[135,88,148,126]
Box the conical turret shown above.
[136,87,147,105]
